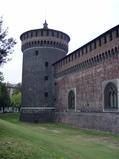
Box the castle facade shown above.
[20,22,119,133]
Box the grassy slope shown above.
[0,113,119,159]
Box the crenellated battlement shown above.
[20,27,70,53]
[54,24,119,75]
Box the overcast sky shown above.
[0,0,119,84]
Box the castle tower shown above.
[19,21,70,123]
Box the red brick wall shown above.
[54,25,119,133]
[55,56,119,113]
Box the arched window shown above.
[104,82,118,109]
[68,90,75,109]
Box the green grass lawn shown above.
[0,113,119,159]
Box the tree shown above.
[0,16,17,66]
[11,92,21,111]
[11,83,22,111]
[0,71,4,82]
[0,82,10,113]
[13,83,22,95]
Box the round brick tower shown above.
[19,21,70,123]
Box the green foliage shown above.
[11,83,22,110]
[0,16,17,66]
[0,71,4,82]
[0,82,10,112]
[11,92,21,109]
[0,113,119,159]
[13,83,22,95]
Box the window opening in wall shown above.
[35,51,38,56]
[68,90,75,109]
[45,92,48,97]
[94,41,96,49]
[45,76,48,80]
[104,82,118,109]
[90,43,92,51]
[47,30,49,36]
[36,31,38,36]
[75,52,77,59]
[99,38,101,46]
[86,46,87,53]
[78,51,80,57]
[57,32,59,38]
[41,30,43,36]
[116,28,119,38]
[64,35,66,40]
[82,48,84,55]
[52,31,54,36]
[61,60,62,66]
[72,54,73,61]
[45,62,49,67]
[61,33,63,39]
[104,35,107,43]
[66,57,67,63]
[63,59,65,65]
[31,31,33,37]
[110,32,112,41]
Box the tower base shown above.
[19,107,55,123]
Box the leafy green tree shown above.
[11,92,21,111]
[0,71,4,82]
[0,82,10,113]
[11,83,22,111]
[0,16,17,66]
[13,83,22,95]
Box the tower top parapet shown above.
[43,20,48,29]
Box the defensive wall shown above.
[54,24,119,133]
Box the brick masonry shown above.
[54,25,119,134]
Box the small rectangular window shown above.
[35,51,38,56]
[90,43,92,51]
[41,30,43,36]
[57,32,59,38]
[45,76,48,80]
[94,41,96,49]
[52,31,54,36]
[72,54,73,61]
[78,51,80,57]
[104,35,107,44]
[75,52,77,59]
[61,33,63,39]
[36,31,38,36]
[45,62,48,67]
[31,31,33,37]
[47,30,49,36]
[45,92,48,97]
[99,38,101,46]
[86,46,88,53]
[116,28,119,38]
[82,48,84,55]
[110,32,112,41]
[66,57,67,63]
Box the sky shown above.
[0,0,119,84]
